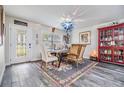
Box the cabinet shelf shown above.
[114,55,124,57]
[100,54,112,55]
[100,46,112,48]
[100,40,112,42]
[114,39,124,41]
[114,33,124,36]
[113,46,124,49]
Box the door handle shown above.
[29,43,31,48]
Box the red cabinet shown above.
[98,23,124,65]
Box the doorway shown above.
[10,24,32,64]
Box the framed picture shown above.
[79,31,91,44]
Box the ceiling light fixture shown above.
[61,18,74,32]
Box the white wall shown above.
[71,26,98,58]
[0,43,5,85]
[0,7,5,85]
[71,19,124,58]
[5,15,65,65]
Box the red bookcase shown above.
[98,23,124,65]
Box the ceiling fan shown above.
[60,7,90,31]
[55,7,90,31]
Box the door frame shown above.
[9,24,32,65]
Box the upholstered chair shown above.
[38,43,58,69]
[64,44,86,68]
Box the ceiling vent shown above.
[14,20,28,26]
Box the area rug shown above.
[34,59,98,87]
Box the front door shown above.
[10,24,32,64]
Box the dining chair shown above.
[63,44,87,68]
[38,43,58,70]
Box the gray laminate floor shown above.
[1,61,124,87]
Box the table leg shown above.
[52,61,54,65]
[58,53,63,68]
[58,61,61,68]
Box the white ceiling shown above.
[4,5,124,29]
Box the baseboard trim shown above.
[31,58,41,62]
[0,65,5,86]
[6,60,42,67]
[6,63,11,66]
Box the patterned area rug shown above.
[34,59,98,87]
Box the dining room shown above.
[1,5,124,87]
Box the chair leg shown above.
[52,61,54,65]
[58,61,61,68]
[76,61,79,71]
[41,62,43,68]
[45,63,48,71]
[40,60,44,68]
